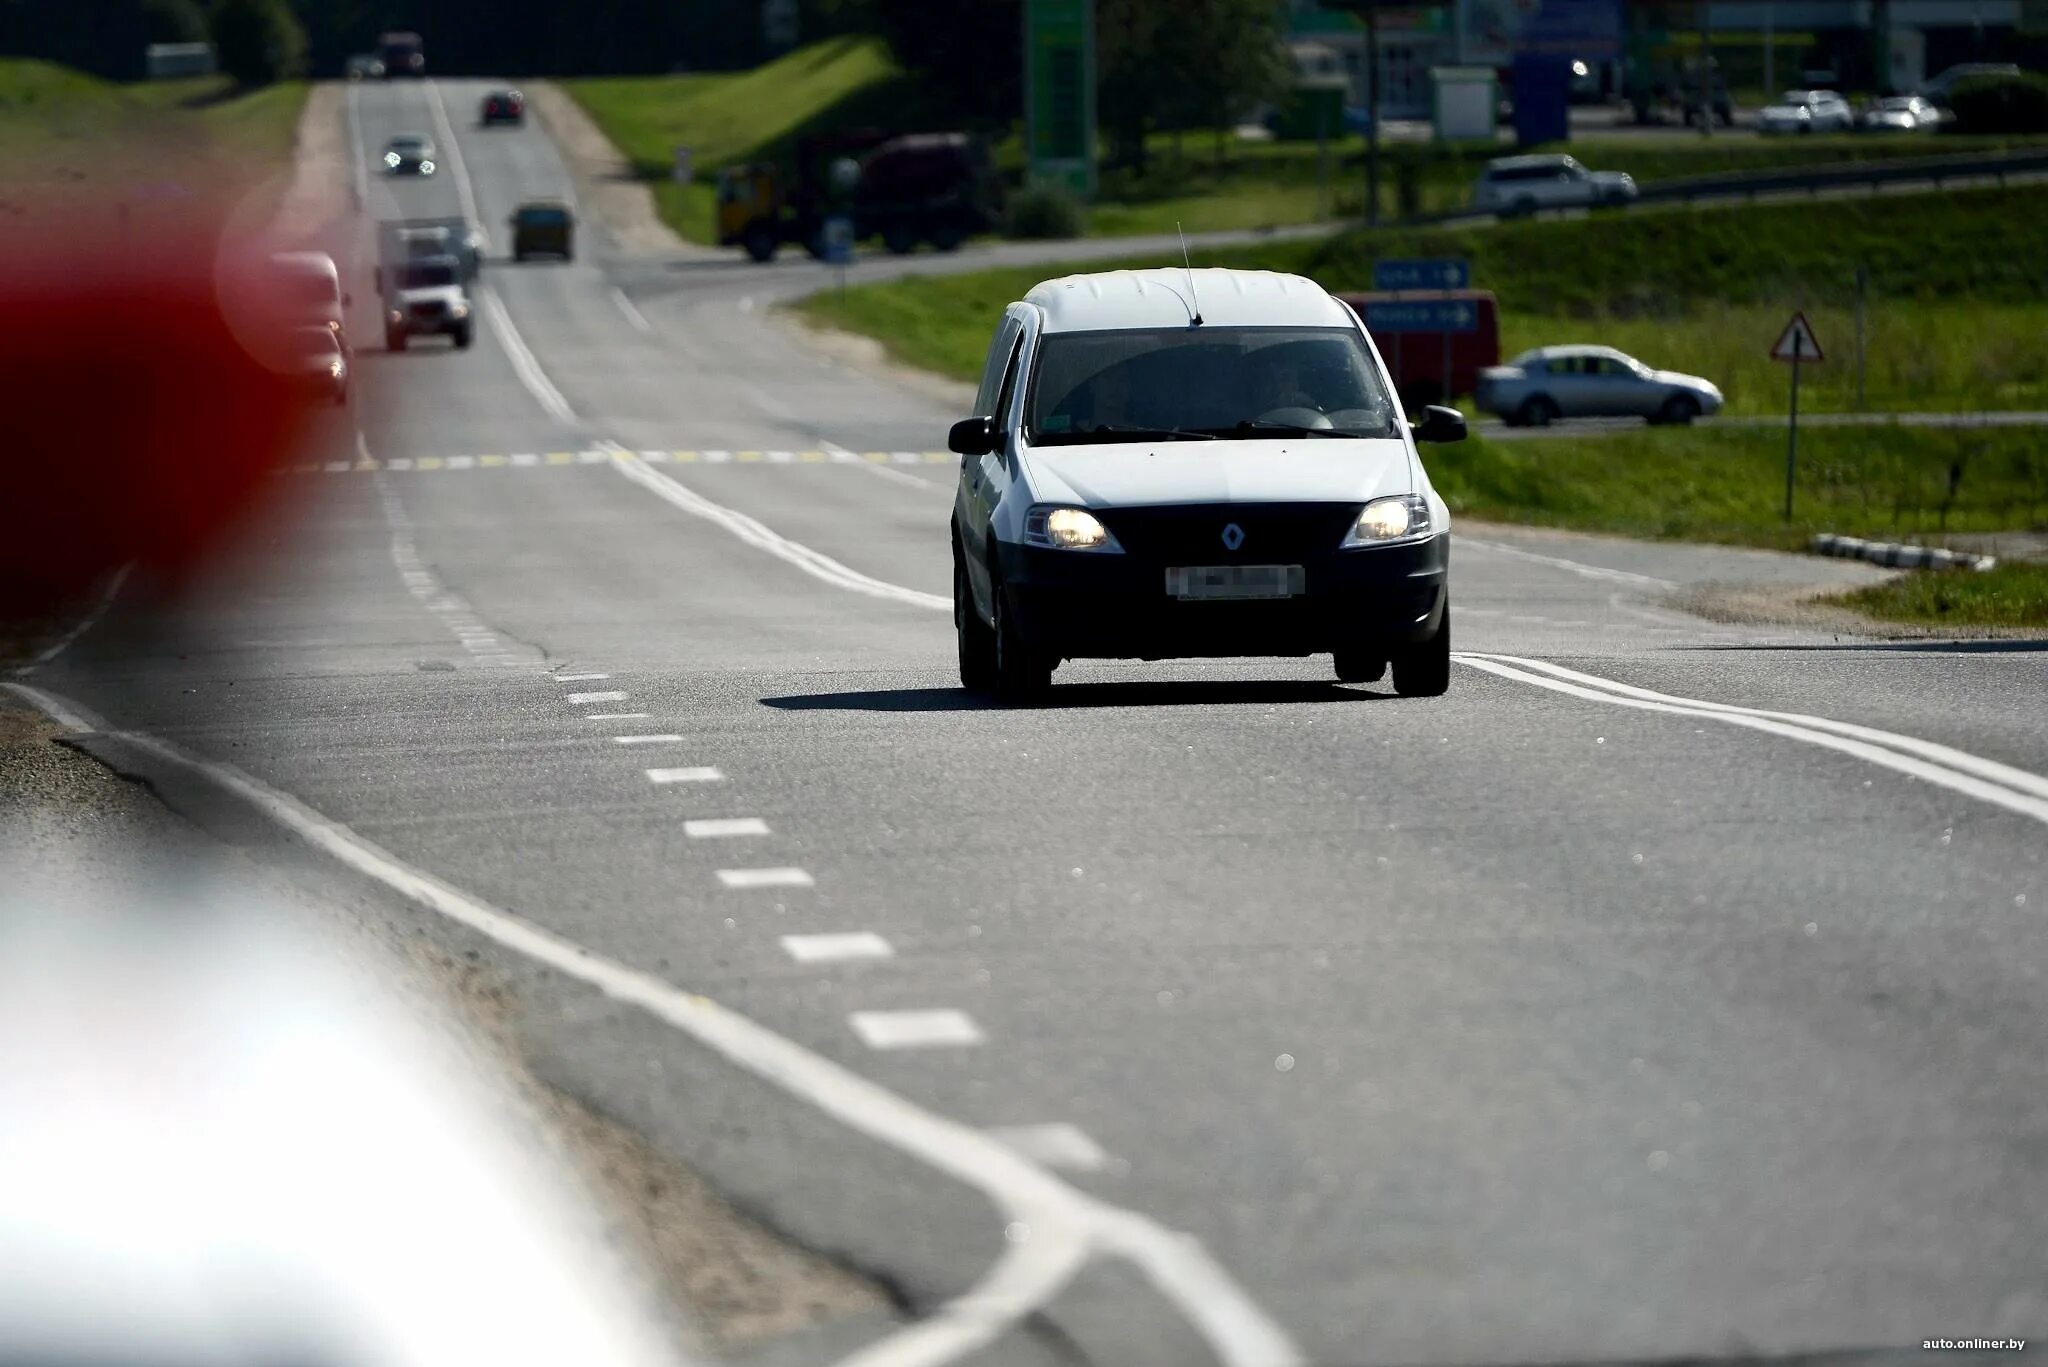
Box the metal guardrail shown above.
[1402,147,2048,227]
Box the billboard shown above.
[1025,0,1097,198]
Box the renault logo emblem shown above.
[1220,522,1245,551]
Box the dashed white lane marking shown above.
[1457,536,1676,589]
[611,287,654,333]
[986,1124,1111,1174]
[685,817,771,838]
[569,690,627,704]
[556,672,610,681]
[0,681,1302,1367]
[850,1009,986,1050]
[781,931,893,963]
[614,734,684,746]
[585,712,648,721]
[647,766,724,784]
[716,867,814,889]
[1457,652,2048,827]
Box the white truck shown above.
[382,255,473,352]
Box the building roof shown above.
[1023,268,1354,334]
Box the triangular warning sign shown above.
[1771,311,1824,363]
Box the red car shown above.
[480,90,524,127]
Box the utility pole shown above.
[1697,2,1713,137]
[1763,0,1775,103]
[1366,3,1381,224]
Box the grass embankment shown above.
[1822,561,2048,629]
[562,37,910,243]
[801,182,2048,416]
[0,58,306,186]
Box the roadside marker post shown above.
[1771,311,1825,520]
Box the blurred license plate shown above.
[1166,565,1304,600]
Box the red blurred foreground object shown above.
[0,197,324,615]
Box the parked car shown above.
[382,255,473,352]
[1470,155,1637,216]
[1860,95,1942,132]
[946,267,1462,700]
[1919,63,2021,107]
[1475,346,1723,427]
[480,89,525,127]
[382,134,436,175]
[509,201,575,262]
[1758,89,1854,134]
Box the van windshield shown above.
[398,262,457,289]
[1026,326,1397,444]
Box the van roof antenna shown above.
[1178,221,1203,326]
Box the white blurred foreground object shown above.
[0,847,688,1367]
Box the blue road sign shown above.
[1372,258,1470,292]
[1364,299,1478,334]
[822,214,855,266]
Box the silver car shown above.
[1475,346,1724,427]
[1758,89,1855,134]
[1860,95,1942,132]
[1470,154,1637,216]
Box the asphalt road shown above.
[25,79,2048,1367]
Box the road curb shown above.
[1810,534,1996,572]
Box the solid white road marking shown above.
[585,712,648,720]
[344,82,369,206]
[1457,652,2048,826]
[611,287,653,333]
[825,438,949,491]
[569,690,627,704]
[607,444,949,612]
[685,817,771,838]
[985,1124,1111,1174]
[423,79,486,244]
[14,563,130,674]
[556,672,610,681]
[0,679,1303,1367]
[716,867,814,889]
[647,766,724,784]
[780,931,893,963]
[850,1009,985,1049]
[479,286,576,421]
[1457,536,1675,589]
[614,734,684,746]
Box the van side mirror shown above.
[948,415,998,456]
[1411,405,1467,444]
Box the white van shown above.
[268,251,351,355]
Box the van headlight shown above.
[1340,494,1433,547]
[1024,506,1122,553]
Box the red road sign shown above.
[1771,311,1825,363]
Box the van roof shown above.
[1023,268,1353,333]
[269,251,338,277]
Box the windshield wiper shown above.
[1077,423,1221,442]
[1213,419,1345,438]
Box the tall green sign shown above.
[1025,0,1096,199]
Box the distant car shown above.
[1758,89,1854,134]
[1475,346,1724,427]
[1919,62,2021,107]
[344,54,385,81]
[509,201,574,262]
[291,326,350,405]
[382,134,436,175]
[1470,154,1637,216]
[382,255,473,352]
[1861,94,1942,132]
[480,89,525,127]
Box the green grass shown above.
[1822,560,2048,629]
[1425,426,2048,550]
[0,59,306,184]
[798,183,2048,417]
[562,37,907,243]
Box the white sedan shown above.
[1860,95,1943,132]
[1759,89,1855,134]
[1475,346,1724,427]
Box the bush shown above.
[208,0,305,88]
[1005,183,1087,240]
[1945,72,2048,134]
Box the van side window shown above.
[974,319,1020,416]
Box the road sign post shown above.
[1025,0,1097,198]
[1771,311,1825,520]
